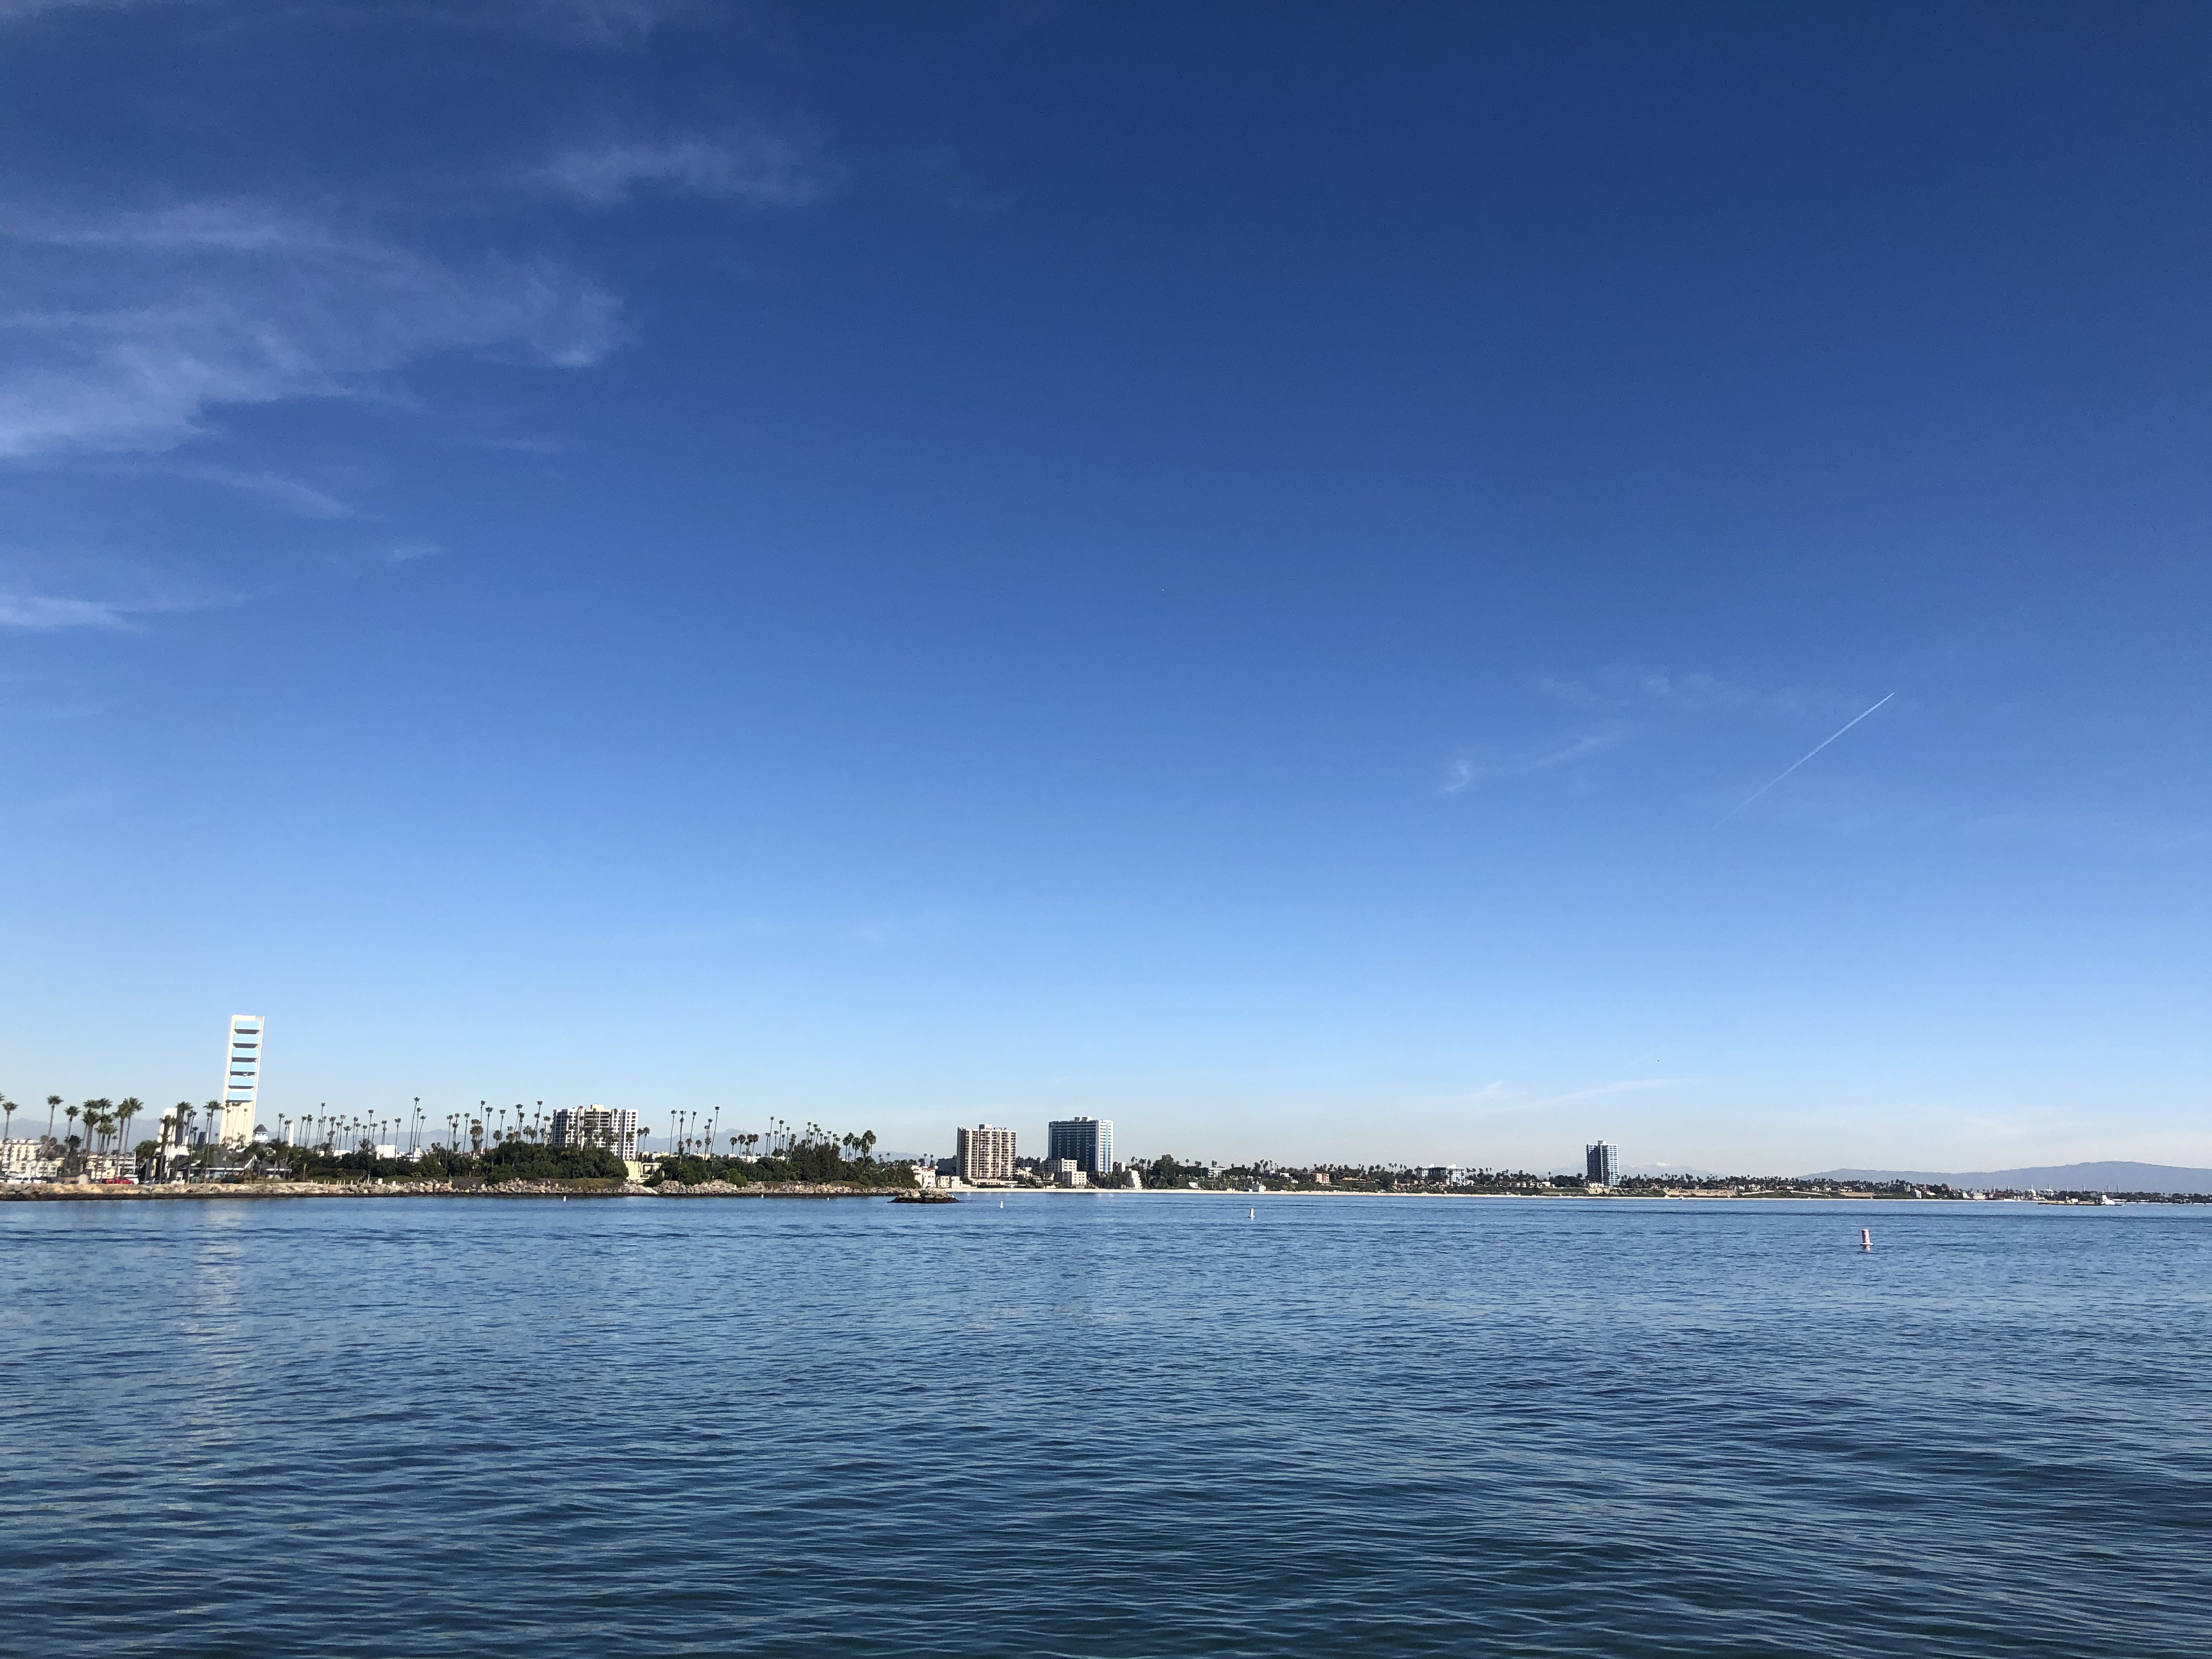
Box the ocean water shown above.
[4,1193,2208,1657]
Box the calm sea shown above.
[4,1193,2208,1656]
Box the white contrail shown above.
[1715,692,1894,827]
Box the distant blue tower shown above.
[1585,1141,1619,1187]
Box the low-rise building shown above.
[2,1140,61,1183]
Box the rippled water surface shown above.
[5,1193,2209,1656]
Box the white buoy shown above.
[1860,1228,1872,1251]
[1249,1207,1255,1220]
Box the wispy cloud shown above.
[596,909,950,951]
[1443,721,1631,793]
[0,1,692,45]
[534,126,843,208]
[491,0,697,48]
[1541,668,1857,718]
[0,594,133,629]
[150,461,358,518]
[1467,1077,1697,1120]
[0,548,242,631]
[0,200,624,458]
[1963,809,2210,857]
[0,0,190,20]
[0,584,234,631]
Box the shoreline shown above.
[0,1179,896,1203]
[4,1181,2172,1205]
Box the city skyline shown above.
[2,5,2207,1172]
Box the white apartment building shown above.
[217,1015,264,1145]
[550,1105,640,1160]
[956,1124,1016,1183]
[3,1139,60,1183]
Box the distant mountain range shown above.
[1809,1161,2212,1195]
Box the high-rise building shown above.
[1047,1116,1114,1176]
[551,1105,640,1160]
[956,1124,1016,1182]
[1585,1141,1620,1187]
[217,1015,263,1144]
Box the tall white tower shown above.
[218,1015,264,1143]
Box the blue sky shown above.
[3,1,2207,1172]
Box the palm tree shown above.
[46,1094,62,1141]
[117,1097,143,1160]
[2,1093,15,1143]
[64,1103,80,1164]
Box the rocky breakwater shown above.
[0,1178,645,1201]
[646,1179,888,1198]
